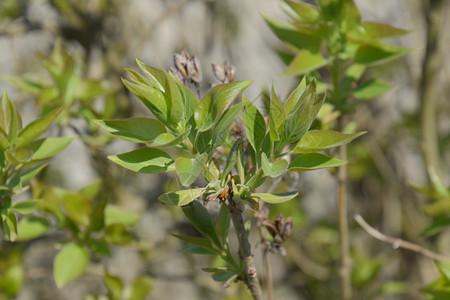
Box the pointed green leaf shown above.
[16,216,51,241]
[176,153,208,186]
[96,118,167,143]
[243,99,266,154]
[349,22,410,42]
[19,163,48,182]
[159,188,205,206]
[103,271,123,300]
[284,77,307,114]
[422,217,450,237]
[182,201,222,248]
[3,211,18,241]
[212,271,238,282]
[252,191,298,204]
[215,204,230,244]
[352,78,393,99]
[62,192,92,225]
[288,153,346,171]
[128,276,154,300]
[212,101,246,148]
[1,91,21,146]
[178,243,221,255]
[171,234,213,248]
[283,50,329,76]
[194,81,252,132]
[104,204,140,226]
[15,107,62,148]
[11,200,40,214]
[354,44,412,66]
[282,0,321,22]
[222,139,241,179]
[263,15,321,52]
[108,148,175,173]
[261,153,288,178]
[29,136,75,161]
[269,87,286,142]
[54,243,89,288]
[135,59,166,92]
[147,125,191,147]
[292,130,366,153]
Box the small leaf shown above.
[215,204,230,244]
[178,243,221,255]
[252,191,298,204]
[212,101,246,149]
[269,86,286,142]
[422,217,450,237]
[352,78,393,99]
[354,44,412,66]
[128,276,154,300]
[292,130,366,153]
[283,50,329,76]
[194,81,252,132]
[16,216,51,241]
[3,211,18,241]
[282,0,321,22]
[222,139,241,179]
[175,153,208,186]
[171,234,213,248]
[147,125,191,147]
[182,201,222,248]
[288,153,346,171]
[261,153,288,178]
[212,271,238,282]
[108,148,175,173]
[349,22,410,42]
[54,243,89,288]
[11,200,40,214]
[103,271,123,300]
[243,98,266,154]
[15,107,62,148]
[19,163,47,182]
[29,136,75,161]
[96,118,167,143]
[104,205,140,226]
[159,188,205,206]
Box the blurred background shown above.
[0,0,449,299]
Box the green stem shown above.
[420,0,444,183]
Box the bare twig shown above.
[226,197,263,300]
[354,214,450,262]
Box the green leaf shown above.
[159,188,205,206]
[288,153,346,171]
[54,243,89,288]
[104,204,140,226]
[108,148,175,173]
[222,139,241,179]
[352,78,393,99]
[19,163,47,182]
[194,81,252,132]
[215,204,230,244]
[15,107,62,148]
[263,15,321,52]
[11,200,40,214]
[3,211,18,241]
[0,91,21,146]
[261,153,288,178]
[61,192,92,225]
[128,276,154,300]
[282,0,321,22]
[292,130,366,153]
[269,86,286,142]
[422,218,450,237]
[171,233,214,249]
[243,99,266,154]
[212,271,238,282]
[283,50,329,76]
[348,22,410,42]
[147,125,191,147]
[103,271,123,300]
[284,77,307,114]
[212,101,246,149]
[354,44,412,66]
[182,201,222,248]
[175,153,208,186]
[16,216,51,241]
[96,118,167,143]
[251,191,298,204]
[29,136,75,161]
[178,243,221,255]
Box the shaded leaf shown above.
[283,50,329,76]
[261,153,288,178]
[352,78,393,99]
[178,243,221,255]
[212,101,246,149]
[354,44,412,66]
[269,86,286,142]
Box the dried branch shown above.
[354,214,450,262]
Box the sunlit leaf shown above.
[29,136,75,161]
[212,101,246,148]
[104,205,140,226]
[16,216,51,241]
[243,99,266,154]
[54,243,89,288]
[11,200,40,214]
[352,78,393,99]
[108,148,175,173]
[354,44,412,66]
[159,188,205,206]
[96,118,167,143]
[261,153,288,178]
[175,153,207,186]
[292,130,366,153]
[252,191,298,204]
[288,153,346,171]
[128,276,154,300]
[283,50,329,76]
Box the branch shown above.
[225,198,263,300]
[354,214,450,262]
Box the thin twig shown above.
[354,214,450,262]
[226,197,263,300]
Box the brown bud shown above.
[187,56,202,84]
